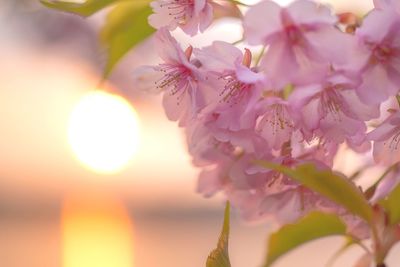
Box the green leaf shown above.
[380,183,400,225]
[264,212,347,267]
[100,1,155,77]
[40,0,124,17]
[257,162,373,224]
[206,202,231,267]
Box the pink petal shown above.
[371,171,400,202]
[194,41,242,71]
[148,1,178,30]
[235,64,265,84]
[260,40,298,88]
[286,0,336,26]
[368,119,398,142]
[356,9,398,44]
[373,139,400,164]
[340,89,380,121]
[357,64,397,105]
[199,3,214,32]
[154,28,185,64]
[243,0,282,45]
[289,84,322,109]
[194,0,206,15]
[197,167,223,197]
[132,65,163,93]
[301,97,322,131]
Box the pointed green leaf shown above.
[380,184,400,225]
[40,0,123,17]
[264,212,347,267]
[100,1,155,77]
[206,202,231,267]
[257,162,373,224]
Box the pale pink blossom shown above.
[289,71,379,144]
[194,41,265,131]
[149,0,213,36]
[368,110,400,165]
[226,156,357,226]
[132,28,206,126]
[243,0,355,88]
[355,8,400,104]
[374,0,400,14]
[256,97,295,151]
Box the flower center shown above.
[218,72,252,105]
[161,0,194,25]
[155,63,192,105]
[218,48,254,105]
[265,104,294,135]
[373,44,392,63]
[321,87,347,122]
[285,25,303,44]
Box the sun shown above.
[68,91,140,174]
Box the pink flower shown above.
[289,71,379,144]
[291,136,339,167]
[368,110,400,165]
[374,0,400,13]
[355,8,400,104]
[256,97,295,151]
[149,0,213,36]
[243,0,354,88]
[132,28,206,126]
[194,41,265,131]
[225,156,346,224]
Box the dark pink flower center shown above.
[320,88,347,122]
[371,44,393,63]
[264,104,294,134]
[218,72,252,105]
[156,63,192,105]
[285,25,303,44]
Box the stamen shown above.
[155,63,192,106]
[387,132,400,150]
[184,45,193,60]
[264,104,294,135]
[242,48,252,68]
[160,0,194,25]
[320,88,348,122]
[218,72,251,105]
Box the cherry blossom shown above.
[368,110,400,165]
[137,0,400,246]
[355,7,400,104]
[256,97,295,151]
[243,0,355,88]
[289,71,379,144]
[149,0,213,36]
[133,28,206,126]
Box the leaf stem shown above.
[255,45,266,67]
[227,0,251,7]
[232,38,244,45]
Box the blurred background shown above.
[2,1,399,267]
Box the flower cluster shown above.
[135,0,400,235]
